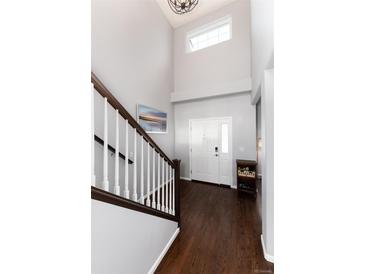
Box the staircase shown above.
[91,72,181,225]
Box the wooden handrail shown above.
[91,72,175,167]
[94,135,133,164]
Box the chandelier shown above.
[168,0,199,15]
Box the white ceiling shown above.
[156,0,240,28]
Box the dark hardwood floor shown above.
[156,180,274,274]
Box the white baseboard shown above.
[180,177,191,181]
[261,234,274,263]
[148,228,180,274]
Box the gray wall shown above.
[261,69,274,260]
[174,93,256,187]
[249,0,274,260]
[172,0,255,187]
[92,0,175,158]
[92,200,178,274]
[173,0,251,95]
[250,0,274,103]
[91,1,179,270]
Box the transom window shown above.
[221,123,229,153]
[186,16,232,53]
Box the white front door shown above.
[190,117,232,186]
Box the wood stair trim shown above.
[91,186,179,223]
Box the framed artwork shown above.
[137,104,167,134]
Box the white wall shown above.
[91,0,175,157]
[261,69,274,261]
[92,200,178,274]
[250,0,274,103]
[173,0,251,97]
[174,93,256,186]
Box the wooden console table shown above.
[236,160,257,197]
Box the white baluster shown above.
[132,129,138,202]
[161,157,165,212]
[152,149,156,209]
[114,110,120,195]
[140,136,144,205]
[91,83,96,187]
[165,161,169,213]
[172,168,175,215]
[124,120,129,199]
[157,154,161,210]
[169,165,172,214]
[146,144,151,207]
[102,97,109,191]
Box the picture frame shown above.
[137,104,168,134]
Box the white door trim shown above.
[188,116,233,186]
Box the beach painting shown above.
[137,104,167,133]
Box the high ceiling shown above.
[156,0,240,28]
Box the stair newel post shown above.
[91,83,96,187]
[114,109,120,195]
[169,165,172,214]
[172,168,175,216]
[140,136,144,205]
[146,144,151,207]
[124,119,129,199]
[173,159,181,226]
[102,97,109,191]
[157,154,161,210]
[152,149,156,209]
[132,128,138,202]
[161,158,165,212]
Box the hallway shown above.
[156,180,274,274]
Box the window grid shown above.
[187,17,232,53]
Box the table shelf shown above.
[236,159,257,197]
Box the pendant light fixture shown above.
[168,0,199,15]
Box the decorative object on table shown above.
[137,104,167,134]
[236,160,257,197]
[168,0,199,15]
